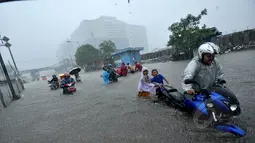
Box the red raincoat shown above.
[135,63,143,72]
[120,62,128,76]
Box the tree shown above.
[99,40,117,59]
[167,9,216,54]
[75,44,100,67]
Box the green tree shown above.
[75,44,100,67]
[167,9,215,53]
[99,40,117,59]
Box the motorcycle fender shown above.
[211,92,230,112]
[194,102,208,115]
[215,124,246,137]
[184,99,196,110]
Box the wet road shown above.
[0,50,255,143]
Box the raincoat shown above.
[181,56,225,92]
[137,67,157,95]
[102,70,110,84]
[135,63,143,72]
[120,62,128,76]
[60,77,75,88]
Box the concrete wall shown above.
[0,79,24,110]
[141,29,255,61]
[211,29,255,51]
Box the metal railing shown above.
[0,61,24,110]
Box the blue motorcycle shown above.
[158,79,246,137]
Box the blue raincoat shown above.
[102,70,110,85]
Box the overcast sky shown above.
[0,0,254,70]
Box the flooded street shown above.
[0,50,255,143]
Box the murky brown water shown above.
[0,50,254,143]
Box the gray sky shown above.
[0,0,254,70]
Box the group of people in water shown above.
[48,73,76,89]
[101,62,143,84]
[137,42,228,101]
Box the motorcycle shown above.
[109,70,119,82]
[48,80,59,90]
[157,79,246,137]
[62,82,76,94]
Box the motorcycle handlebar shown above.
[184,89,211,98]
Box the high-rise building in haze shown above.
[57,16,148,62]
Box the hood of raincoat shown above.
[141,67,148,76]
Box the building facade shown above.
[112,47,144,67]
[57,16,149,62]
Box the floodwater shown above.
[0,50,254,143]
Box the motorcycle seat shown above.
[163,85,178,92]
[184,94,194,100]
[169,91,184,102]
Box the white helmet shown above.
[205,42,220,54]
[198,43,215,59]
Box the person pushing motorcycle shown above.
[181,42,224,95]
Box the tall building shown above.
[57,16,148,62]
[56,40,76,64]
[127,24,148,53]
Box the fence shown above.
[0,61,24,110]
[211,29,255,52]
[141,28,255,62]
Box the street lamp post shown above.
[1,36,20,75]
[6,43,20,75]
[0,36,20,100]
[67,40,80,66]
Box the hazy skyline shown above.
[0,0,254,70]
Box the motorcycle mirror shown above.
[218,79,226,84]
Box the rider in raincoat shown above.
[181,42,224,95]
[60,73,75,88]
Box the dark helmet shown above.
[151,69,158,74]
[103,65,107,70]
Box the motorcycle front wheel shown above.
[193,110,214,129]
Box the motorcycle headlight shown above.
[230,105,238,111]
[207,103,214,108]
